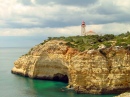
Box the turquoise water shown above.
[0,47,118,97]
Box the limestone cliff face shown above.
[12,40,78,82]
[69,48,130,94]
[11,40,130,94]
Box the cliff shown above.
[11,40,78,82]
[11,39,130,94]
[69,48,130,94]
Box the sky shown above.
[0,0,130,47]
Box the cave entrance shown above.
[53,73,68,83]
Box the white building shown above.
[81,21,97,36]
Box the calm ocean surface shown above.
[0,47,118,97]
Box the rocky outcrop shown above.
[11,40,78,83]
[11,40,130,94]
[115,92,130,97]
[69,48,130,94]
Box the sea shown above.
[0,47,118,97]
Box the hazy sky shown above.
[0,0,130,47]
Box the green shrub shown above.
[41,31,130,52]
[66,42,75,48]
[103,42,111,48]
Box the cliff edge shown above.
[11,39,130,94]
[11,40,78,82]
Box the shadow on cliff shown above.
[53,73,68,83]
[33,73,69,83]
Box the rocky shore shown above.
[115,92,130,97]
[11,39,130,94]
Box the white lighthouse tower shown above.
[81,21,86,36]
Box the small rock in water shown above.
[115,92,130,97]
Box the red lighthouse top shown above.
[82,21,85,25]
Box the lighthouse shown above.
[81,21,86,36]
[81,21,97,36]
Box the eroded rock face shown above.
[11,40,130,94]
[69,48,130,94]
[12,40,78,82]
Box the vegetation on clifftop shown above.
[40,31,130,51]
